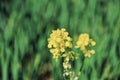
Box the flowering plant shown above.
[48,28,96,80]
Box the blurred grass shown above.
[0,0,120,80]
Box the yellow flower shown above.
[83,49,95,57]
[48,28,72,60]
[53,53,60,60]
[50,49,59,54]
[75,33,96,57]
[76,33,89,49]
[63,62,71,69]
[62,51,74,61]
[89,39,96,46]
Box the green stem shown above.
[80,56,85,72]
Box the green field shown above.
[0,0,120,80]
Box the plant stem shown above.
[80,56,85,72]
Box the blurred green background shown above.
[0,0,120,80]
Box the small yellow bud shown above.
[91,41,96,46]
[90,50,95,54]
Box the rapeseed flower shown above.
[48,28,72,60]
[76,33,96,57]
[48,28,96,80]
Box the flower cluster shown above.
[62,51,74,80]
[48,28,72,60]
[48,28,96,80]
[75,33,96,57]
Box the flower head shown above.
[48,28,72,60]
[75,33,96,57]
